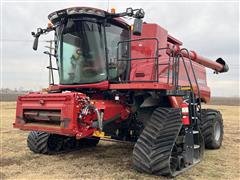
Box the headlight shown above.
[48,7,106,22]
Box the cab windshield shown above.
[57,19,129,85]
[58,20,106,84]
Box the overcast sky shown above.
[1,0,239,97]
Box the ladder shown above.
[173,49,204,165]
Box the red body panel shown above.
[14,20,221,137]
[110,23,210,103]
[48,23,211,102]
[49,81,109,91]
[14,92,129,138]
[14,92,85,135]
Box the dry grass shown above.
[1,102,239,180]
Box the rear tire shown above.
[27,131,63,154]
[201,109,224,149]
[27,131,100,154]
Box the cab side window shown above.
[105,23,130,80]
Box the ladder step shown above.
[193,130,199,134]
[194,145,200,149]
[46,66,58,70]
[44,46,55,50]
[190,103,198,105]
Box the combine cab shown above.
[14,7,227,177]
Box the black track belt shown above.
[133,107,202,177]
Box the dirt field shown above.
[1,102,239,180]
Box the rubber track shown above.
[201,109,223,149]
[133,108,182,177]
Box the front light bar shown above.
[48,7,106,23]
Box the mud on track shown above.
[1,102,239,179]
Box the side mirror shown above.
[33,36,39,50]
[32,28,43,51]
[133,18,143,36]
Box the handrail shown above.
[116,38,159,83]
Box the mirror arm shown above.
[32,27,55,51]
[107,8,145,19]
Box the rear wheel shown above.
[27,131,63,154]
[201,109,224,149]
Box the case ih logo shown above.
[39,99,45,105]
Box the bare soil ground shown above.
[209,97,240,106]
[1,102,239,180]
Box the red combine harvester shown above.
[13,7,229,177]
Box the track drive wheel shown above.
[132,108,183,177]
[201,109,224,149]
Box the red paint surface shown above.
[110,23,210,103]
[14,16,226,137]
[14,92,129,138]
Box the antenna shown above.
[107,0,110,12]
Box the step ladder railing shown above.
[168,48,204,163]
[178,48,202,122]
[116,38,159,83]
[44,40,58,86]
[157,47,175,85]
[171,49,202,127]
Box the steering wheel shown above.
[82,66,99,74]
